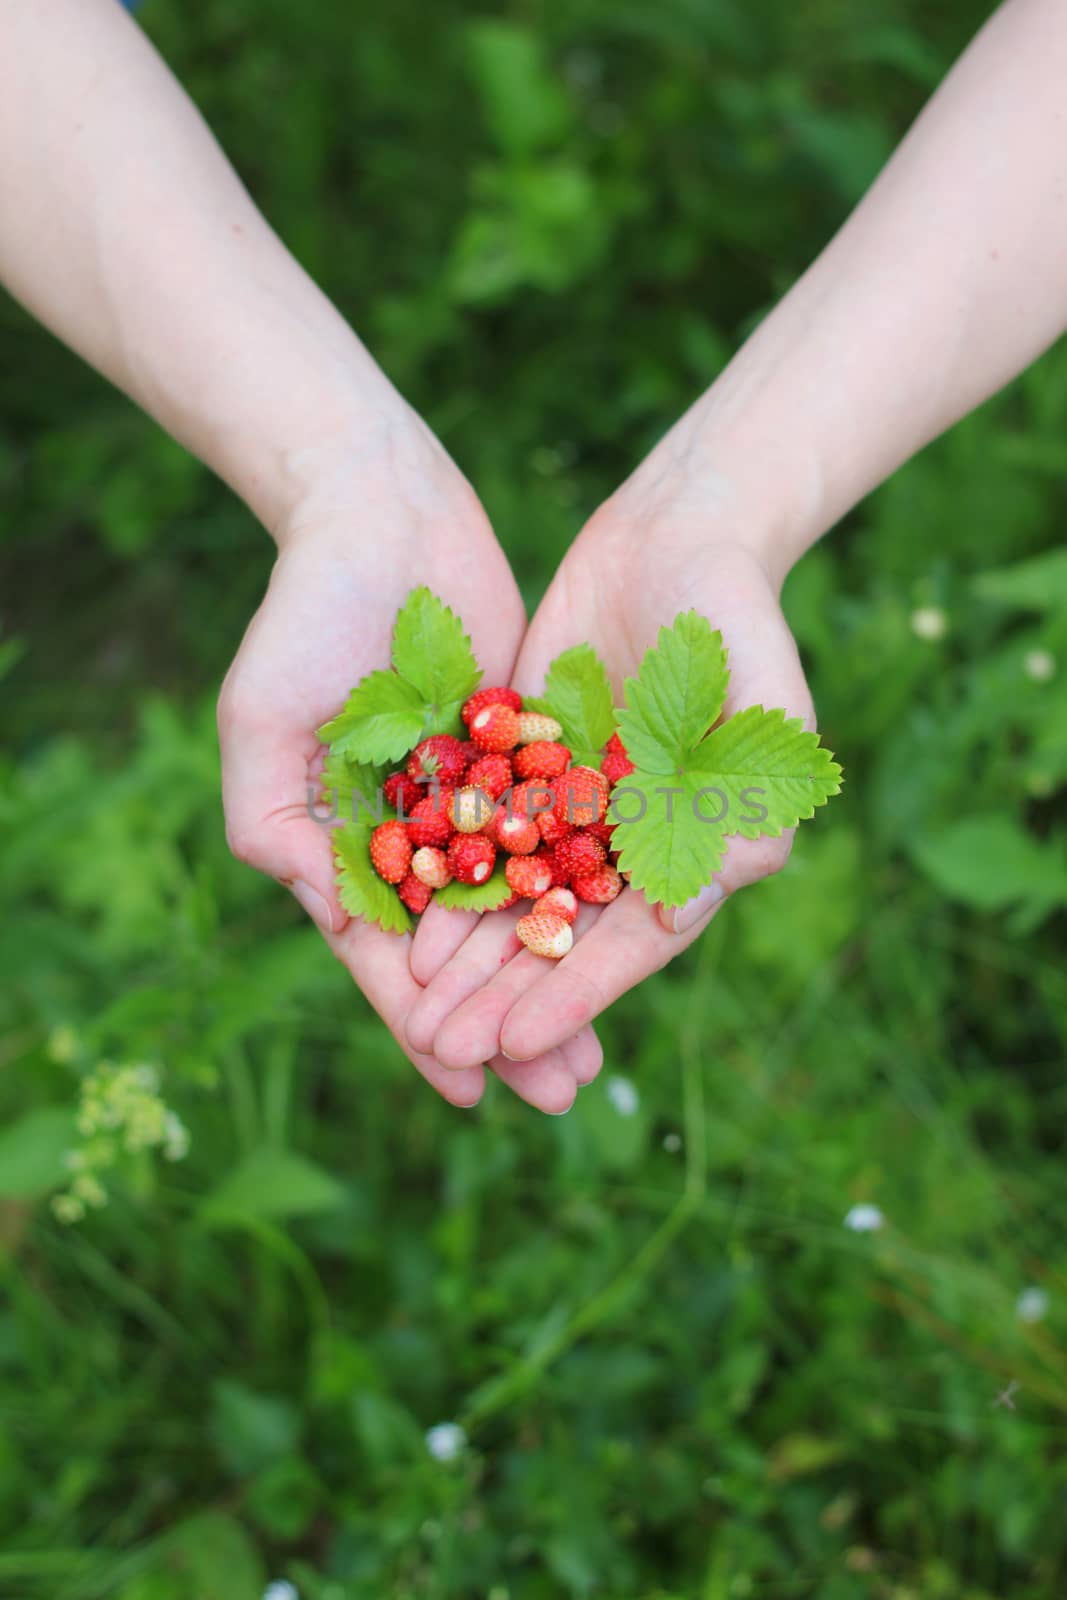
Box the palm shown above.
[219,470,600,1112]
[405,504,814,1071]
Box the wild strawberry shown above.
[447,833,497,885]
[516,711,563,744]
[600,737,635,785]
[505,855,555,899]
[572,864,623,904]
[456,741,479,771]
[497,891,522,910]
[462,686,523,727]
[398,873,433,915]
[469,703,521,753]
[465,752,513,801]
[407,790,454,849]
[383,771,424,816]
[407,734,469,787]
[553,831,606,883]
[489,805,540,855]
[508,779,555,824]
[516,911,573,959]
[411,846,451,888]
[532,886,578,925]
[584,819,615,850]
[513,741,571,782]
[551,767,607,830]
[537,808,573,848]
[535,846,571,888]
[369,819,412,885]
[449,785,496,834]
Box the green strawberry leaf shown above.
[434,866,514,912]
[616,611,728,774]
[391,586,481,734]
[526,643,616,766]
[316,671,427,765]
[319,751,390,824]
[332,822,412,934]
[611,611,842,907]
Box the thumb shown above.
[218,697,346,935]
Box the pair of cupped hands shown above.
[217,394,814,1115]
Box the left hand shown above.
[405,452,815,1071]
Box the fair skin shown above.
[4,0,1067,1106]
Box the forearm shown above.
[662,0,1067,582]
[0,0,407,536]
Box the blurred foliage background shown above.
[2,0,1067,1595]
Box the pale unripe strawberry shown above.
[532,887,578,925]
[572,864,623,904]
[469,703,521,753]
[516,911,573,959]
[516,712,563,745]
[449,785,495,833]
[411,846,451,888]
[505,855,554,899]
[447,834,497,885]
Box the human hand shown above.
[404,441,815,1071]
[216,412,603,1112]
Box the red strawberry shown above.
[489,804,540,855]
[505,854,555,899]
[537,808,573,848]
[600,742,635,785]
[447,833,497,885]
[369,819,412,885]
[516,911,573,959]
[456,740,479,771]
[572,864,623,904]
[584,819,616,850]
[605,731,627,756]
[497,890,522,910]
[536,846,571,888]
[509,779,556,825]
[462,686,523,727]
[383,771,424,816]
[532,886,578,925]
[407,791,454,849]
[411,845,451,888]
[407,734,469,787]
[516,711,563,744]
[398,873,433,914]
[553,831,607,883]
[449,784,496,834]
[465,752,513,801]
[469,703,521,753]
[551,767,607,829]
[513,741,571,782]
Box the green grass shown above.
[2,0,1067,1595]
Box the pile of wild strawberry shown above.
[368,686,635,958]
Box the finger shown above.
[409,899,486,989]
[324,916,487,1108]
[499,890,698,1062]
[559,1025,604,1087]
[405,904,525,1055]
[487,1050,578,1116]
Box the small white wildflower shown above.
[1016,1286,1049,1325]
[844,1204,885,1233]
[606,1075,640,1117]
[51,1193,85,1225]
[425,1422,467,1462]
[662,1133,682,1153]
[262,1584,300,1600]
[162,1111,190,1162]
[911,606,948,642]
[1024,649,1056,683]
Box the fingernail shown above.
[672,881,725,935]
[290,878,335,933]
